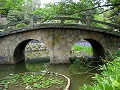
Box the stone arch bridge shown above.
[0,16,120,64]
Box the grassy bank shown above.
[79,57,120,90]
[72,44,93,56]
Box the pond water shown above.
[0,63,99,90]
[0,51,100,90]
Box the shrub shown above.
[16,23,27,28]
[79,57,120,90]
[69,57,93,74]
[114,48,120,57]
[0,29,4,32]
[7,10,24,22]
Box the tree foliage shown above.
[7,10,24,22]
[0,0,41,16]
[104,0,120,24]
[0,0,119,24]
[43,0,97,17]
[0,0,24,15]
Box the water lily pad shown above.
[0,71,69,90]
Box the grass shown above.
[72,44,93,56]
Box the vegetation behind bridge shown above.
[0,0,119,25]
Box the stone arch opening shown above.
[85,39,105,59]
[13,39,50,63]
[70,39,105,63]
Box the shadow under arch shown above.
[85,39,105,59]
[13,39,33,63]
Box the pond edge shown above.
[0,72,71,90]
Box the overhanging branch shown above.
[89,6,116,15]
[72,3,120,15]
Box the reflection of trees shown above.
[25,62,46,72]
[0,62,28,79]
[25,51,49,59]
[14,62,28,73]
[49,65,70,76]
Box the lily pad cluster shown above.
[0,72,66,90]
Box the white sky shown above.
[40,0,59,4]
[40,0,79,8]
[40,0,79,4]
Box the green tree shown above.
[104,0,120,24]
[0,0,119,25]
[0,0,25,15]
[0,0,41,16]
[39,0,107,19]
[7,10,24,22]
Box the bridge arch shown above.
[13,39,49,63]
[13,39,34,63]
[71,38,105,60]
[85,39,105,59]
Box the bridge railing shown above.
[49,16,120,31]
[0,15,120,35]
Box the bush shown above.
[0,29,4,32]
[16,23,27,28]
[7,10,24,22]
[69,57,93,74]
[79,57,120,90]
[114,48,120,57]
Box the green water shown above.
[0,51,100,90]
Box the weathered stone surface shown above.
[63,34,70,38]
[66,30,73,34]
[61,39,66,45]
[66,37,74,43]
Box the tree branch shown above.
[89,6,116,15]
[73,3,120,15]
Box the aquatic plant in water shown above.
[0,72,66,90]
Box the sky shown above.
[41,0,58,4]
[40,0,79,8]
[40,0,79,4]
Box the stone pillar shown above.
[49,30,70,64]
[86,15,91,29]
[30,14,34,28]
[50,49,70,64]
